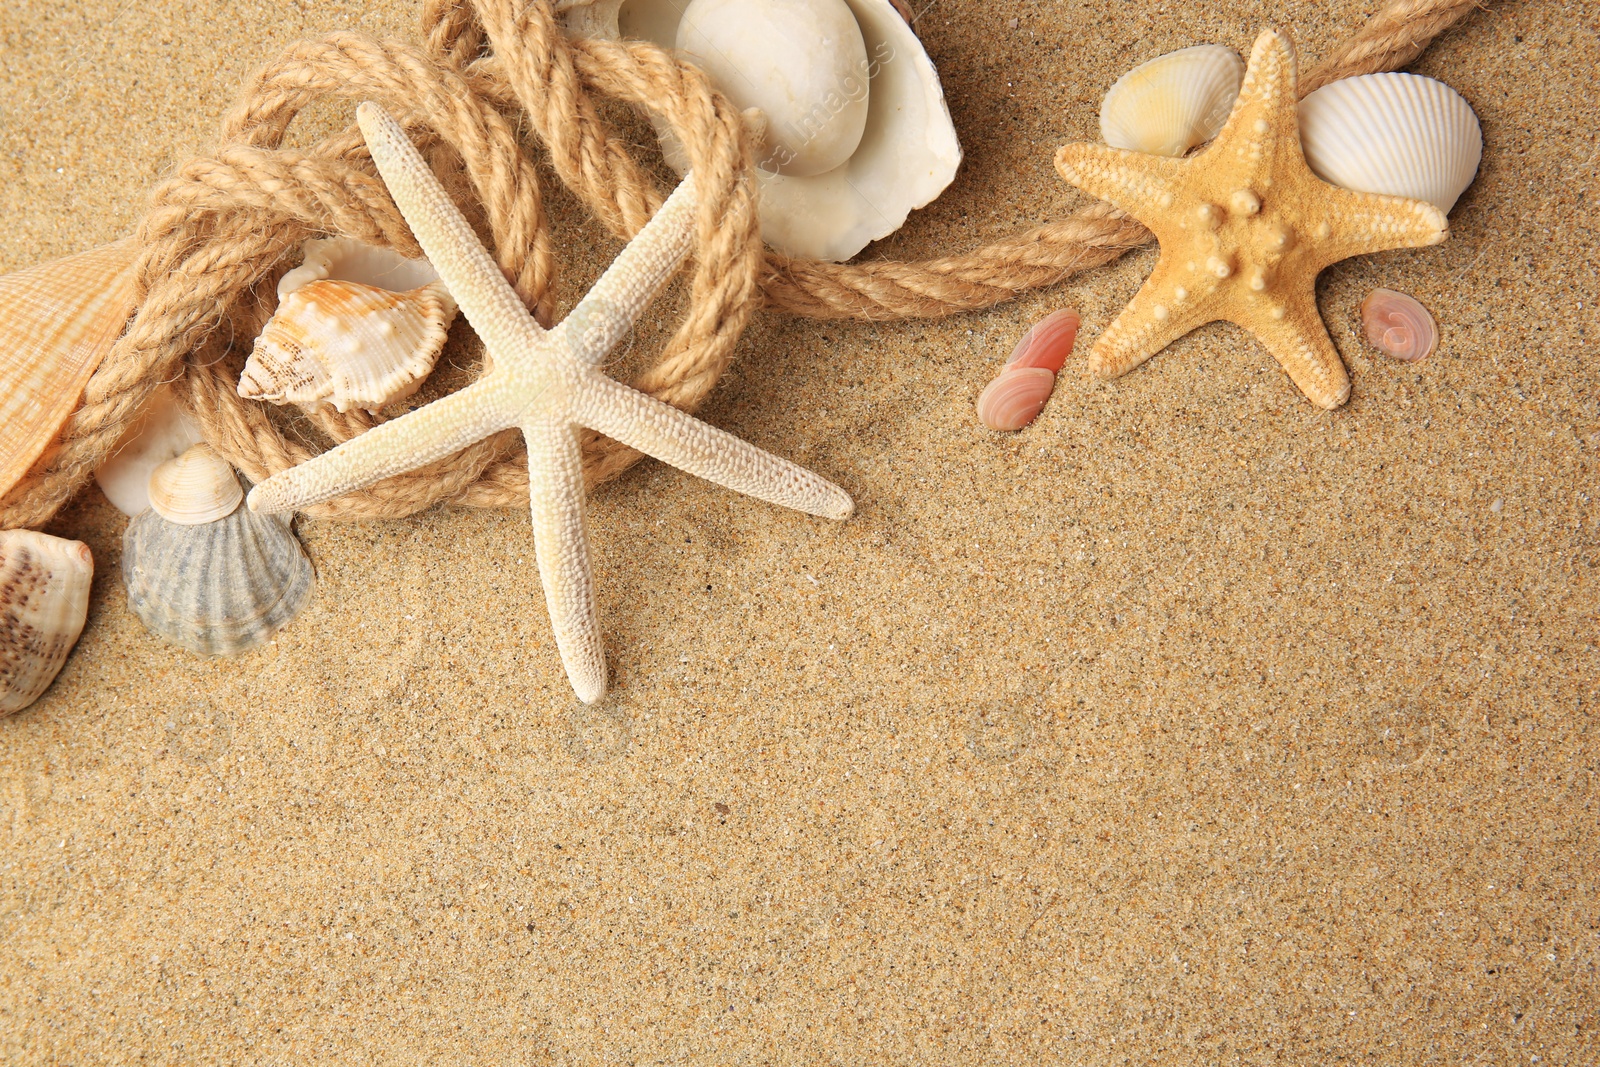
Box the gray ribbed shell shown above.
[122,496,314,656]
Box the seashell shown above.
[977,366,1057,432]
[240,237,457,413]
[0,240,138,502]
[94,384,204,517]
[1099,45,1244,158]
[240,279,458,413]
[1298,73,1482,214]
[678,0,870,177]
[147,444,244,525]
[1006,308,1081,372]
[122,445,314,656]
[562,0,962,262]
[1361,287,1438,362]
[1,529,94,716]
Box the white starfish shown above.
[248,102,854,703]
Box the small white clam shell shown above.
[1299,73,1482,214]
[562,0,962,262]
[122,461,315,656]
[1099,44,1244,158]
[240,278,458,413]
[677,0,870,177]
[1361,287,1438,362]
[94,385,204,517]
[147,444,245,526]
[1,529,94,715]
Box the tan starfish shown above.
[249,102,854,704]
[1055,29,1449,408]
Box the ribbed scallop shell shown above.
[1,529,94,715]
[1298,73,1482,214]
[977,366,1057,432]
[240,237,457,413]
[1361,288,1438,362]
[0,240,137,501]
[122,469,315,657]
[1099,45,1245,158]
[147,444,244,526]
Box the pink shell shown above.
[1006,308,1081,372]
[977,366,1056,432]
[1361,288,1437,362]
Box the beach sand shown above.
[2,0,1597,1061]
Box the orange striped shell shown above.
[0,240,138,501]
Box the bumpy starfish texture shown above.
[249,102,853,703]
[1055,29,1449,408]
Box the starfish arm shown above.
[1230,284,1351,409]
[248,377,522,514]
[1207,30,1303,185]
[1087,263,1216,379]
[562,173,698,365]
[1054,143,1187,224]
[1308,186,1448,267]
[573,374,854,520]
[357,102,545,358]
[523,416,607,704]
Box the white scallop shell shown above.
[122,454,315,657]
[240,237,458,413]
[1,529,94,715]
[1099,45,1244,158]
[147,444,244,526]
[1298,73,1483,214]
[561,0,962,262]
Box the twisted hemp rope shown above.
[0,0,1488,528]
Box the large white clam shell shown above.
[1099,44,1244,158]
[560,0,962,262]
[147,444,245,526]
[240,238,458,413]
[0,240,137,502]
[1,529,94,715]
[1298,73,1482,214]
[122,445,315,656]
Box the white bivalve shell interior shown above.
[1298,72,1482,215]
[559,0,962,262]
[1098,44,1244,158]
[95,384,204,518]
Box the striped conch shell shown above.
[1,529,94,716]
[0,240,138,502]
[239,237,457,413]
[122,444,315,656]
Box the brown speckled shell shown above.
[1,529,94,715]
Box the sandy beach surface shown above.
[2,0,1597,1061]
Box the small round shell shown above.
[122,459,314,657]
[977,366,1057,432]
[1,529,94,715]
[1298,73,1482,214]
[1006,309,1081,372]
[1361,288,1438,362]
[94,385,205,517]
[147,444,245,526]
[1099,45,1244,158]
